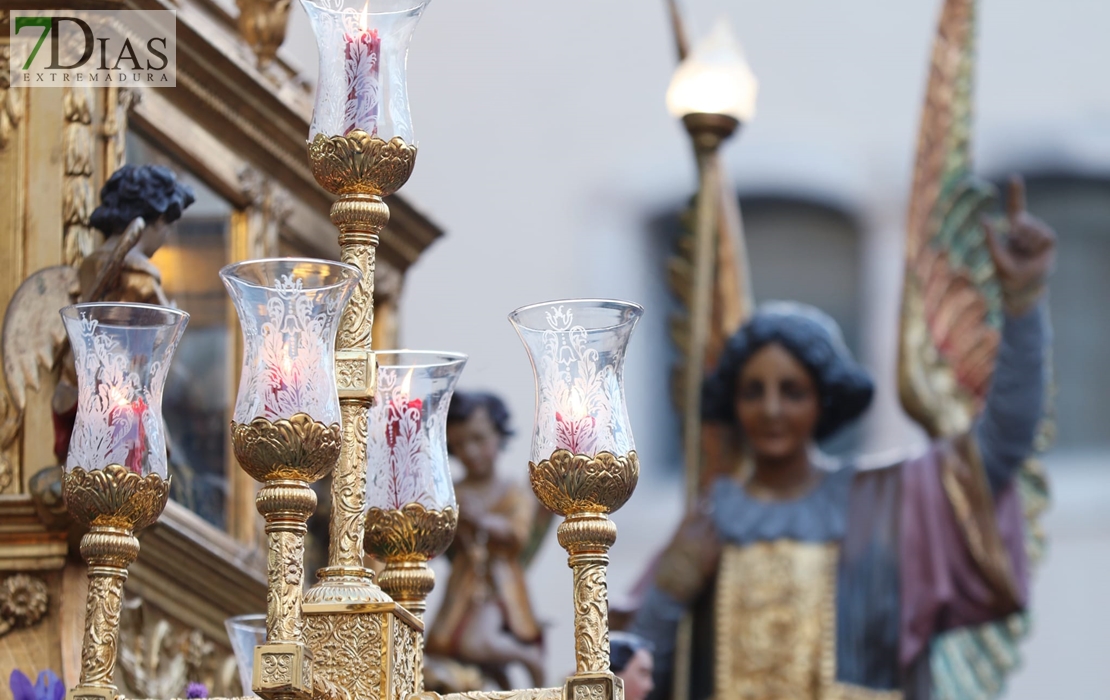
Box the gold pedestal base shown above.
[303,602,423,700]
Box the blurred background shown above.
[268,0,1110,695]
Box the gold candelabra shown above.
[62,3,641,700]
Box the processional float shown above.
[60,3,642,700]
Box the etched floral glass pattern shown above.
[510,300,643,462]
[365,351,466,511]
[61,303,189,478]
[301,0,430,141]
[221,258,360,425]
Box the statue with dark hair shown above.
[611,633,655,700]
[79,164,195,306]
[425,390,547,690]
[632,178,1056,699]
[90,164,196,236]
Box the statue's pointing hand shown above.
[983,175,1057,315]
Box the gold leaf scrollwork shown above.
[231,414,342,483]
[364,504,458,562]
[0,574,49,636]
[236,0,292,67]
[330,403,370,568]
[267,529,306,643]
[0,42,24,151]
[262,652,294,685]
[63,84,98,265]
[308,131,418,197]
[391,620,420,700]
[337,239,378,351]
[529,450,639,516]
[82,573,124,686]
[572,562,610,673]
[304,612,384,700]
[63,465,170,530]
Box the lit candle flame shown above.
[399,367,414,397]
[568,388,587,421]
[282,350,294,379]
[359,1,369,31]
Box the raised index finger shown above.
[1008,175,1027,223]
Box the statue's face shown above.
[734,342,820,461]
[617,648,655,700]
[446,407,501,480]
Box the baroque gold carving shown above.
[364,504,458,562]
[418,688,564,700]
[529,450,639,516]
[117,597,236,700]
[0,42,24,150]
[303,611,384,700]
[0,574,49,636]
[254,641,313,700]
[308,131,417,197]
[64,84,99,266]
[236,0,293,67]
[337,237,378,351]
[570,556,609,673]
[102,86,136,180]
[392,620,421,700]
[231,414,342,483]
[329,402,369,567]
[63,465,170,530]
[82,567,127,687]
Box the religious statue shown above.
[631,175,1054,700]
[425,391,548,690]
[629,1,1055,697]
[611,633,655,700]
[1,164,194,473]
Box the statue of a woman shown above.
[630,180,1055,699]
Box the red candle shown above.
[385,371,423,501]
[554,390,597,455]
[111,396,148,474]
[343,2,381,136]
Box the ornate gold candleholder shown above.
[365,503,457,617]
[230,414,342,700]
[304,129,418,605]
[64,465,171,700]
[532,450,639,696]
[302,130,429,700]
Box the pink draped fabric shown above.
[899,445,1030,669]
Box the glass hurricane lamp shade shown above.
[225,614,267,697]
[509,299,642,463]
[220,258,361,425]
[61,303,189,477]
[301,0,431,142]
[666,18,758,123]
[365,351,467,513]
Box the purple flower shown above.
[10,670,64,700]
[186,681,208,699]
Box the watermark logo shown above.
[9,10,176,87]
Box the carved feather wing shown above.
[899,0,1003,439]
[2,266,80,412]
[902,2,1049,697]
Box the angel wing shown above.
[900,1,1050,697]
[2,266,80,413]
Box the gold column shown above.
[305,132,414,603]
[231,414,342,700]
[301,132,428,700]
[62,465,170,700]
[529,448,639,686]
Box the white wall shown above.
[281,0,1110,693]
